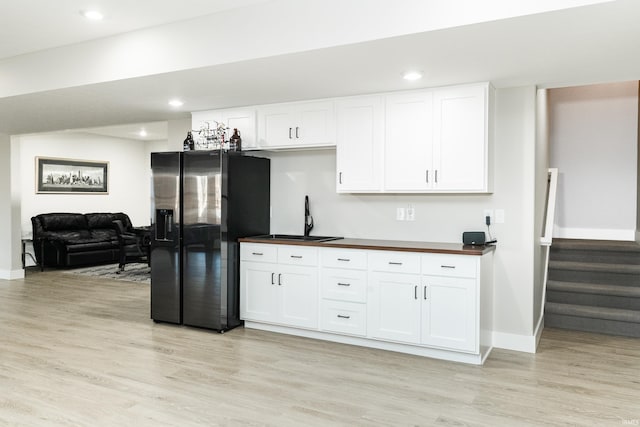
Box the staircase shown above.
[545,238,640,337]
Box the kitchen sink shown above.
[251,234,343,242]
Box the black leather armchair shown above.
[112,220,148,273]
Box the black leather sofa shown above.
[31,212,134,268]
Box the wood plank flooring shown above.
[1,269,639,426]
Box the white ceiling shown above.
[0,0,269,59]
[2,0,640,141]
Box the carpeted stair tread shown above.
[546,302,640,323]
[547,280,640,297]
[552,238,640,252]
[548,260,640,275]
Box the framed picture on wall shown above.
[36,157,109,194]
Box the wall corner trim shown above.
[493,330,540,353]
[0,269,25,280]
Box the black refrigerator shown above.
[150,150,270,331]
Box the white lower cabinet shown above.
[241,242,492,364]
[421,276,476,351]
[240,244,318,330]
[368,272,421,344]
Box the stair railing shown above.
[537,168,558,334]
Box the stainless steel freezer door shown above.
[150,152,182,324]
[182,151,224,329]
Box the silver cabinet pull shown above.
[337,314,350,319]
[339,172,343,184]
[441,265,456,269]
[271,272,275,285]
[337,258,350,262]
[435,170,438,183]
[290,255,303,259]
[252,252,263,256]
[426,170,429,183]
[389,261,403,266]
[424,285,427,300]
[414,285,418,300]
[278,273,282,286]
[288,127,293,139]
[337,282,351,287]
[295,126,299,138]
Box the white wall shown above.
[18,132,152,237]
[549,81,638,240]
[267,86,539,350]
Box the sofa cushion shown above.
[38,213,88,231]
[65,239,118,253]
[43,230,92,241]
[90,229,117,242]
[85,213,117,230]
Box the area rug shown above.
[64,263,150,284]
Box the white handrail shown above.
[536,168,558,336]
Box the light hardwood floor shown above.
[1,269,638,426]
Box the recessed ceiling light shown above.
[81,10,104,21]
[139,129,148,137]
[168,99,184,108]
[403,71,423,81]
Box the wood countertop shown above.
[239,237,495,256]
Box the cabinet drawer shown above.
[321,268,367,303]
[320,300,366,337]
[320,248,367,270]
[241,244,277,263]
[369,251,420,274]
[422,254,478,278]
[277,245,318,266]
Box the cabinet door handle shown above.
[414,285,418,300]
[337,314,351,319]
[288,127,293,139]
[441,265,456,269]
[337,258,350,262]
[252,252,263,256]
[271,272,275,285]
[435,170,438,183]
[424,285,427,300]
[337,282,351,287]
[339,172,343,184]
[295,126,299,138]
[278,273,282,286]
[388,261,403,266]
[290,255,303,259]
[426,170,429,183]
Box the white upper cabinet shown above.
[432,84,489,192]
[191,108,257,150]
[384,90,434,191]
[336,95,384,192]
[257,100,335,149]
[333,82,492,194]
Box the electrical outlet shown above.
[396,207,406,221]
[406,204,415,221]
[483,209,493,224]
[495,209,505,224]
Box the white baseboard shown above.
[553,227,635,241]
[493,330,539,353]
[0,269,25,280]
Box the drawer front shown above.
[277,245,318,266]
[320,248,367,270]
[321,268,367,303]
[241,243,277,263]
[422,254,478,278]
[320,300,366,337]
[369,250,420,274]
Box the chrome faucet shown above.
[304,195,314,237]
